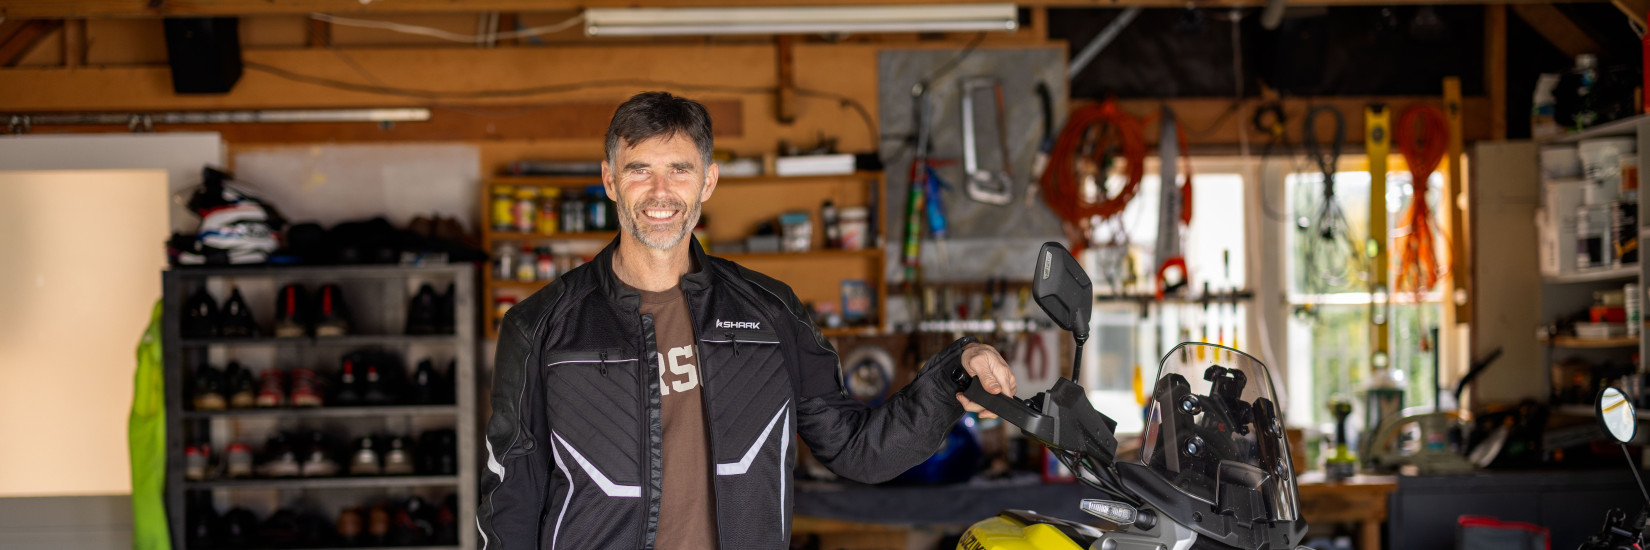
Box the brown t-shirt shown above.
[636,285,718,549]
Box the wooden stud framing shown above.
[1,20,64,67]
[1510,3,1604,58]
[776,35,797,125]
[1485,4,1506,141]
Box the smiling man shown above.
[477,91,1017,550]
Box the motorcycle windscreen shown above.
[1138,343,1300,523]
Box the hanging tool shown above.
[923,161,952,260]
[1029,81,1056,206]
[1366,105,1392,370]
[1042,99,1146,256]
[962,76,1015,205]
[1154,106,1192,300]
[1299,105,1364,296]
[1394,103,1449,298]
[901,89,932,285]
[1444,77,1471,323]
[1253,102,1295,223]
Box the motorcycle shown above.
[1578,386,1650,550]
[951,242,1311,550]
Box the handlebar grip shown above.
[953,365,1055,436]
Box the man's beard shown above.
[617,194,700,251]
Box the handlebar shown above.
[951,365,1120,466]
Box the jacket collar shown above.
[595,233,713,304]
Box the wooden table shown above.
[1297,473,1399,550]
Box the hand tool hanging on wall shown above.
[1298,105,1365,298]
[1041,99,1145,256]
[1443,77,1471,324]
[1153,106,1192,300]
[1365,104,1393,371]
[1252,102,1295,223]
[961,76,1015,205]
[1028,81,1056,206]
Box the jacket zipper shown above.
[697,306,726,548]
[599,351,609,377]
[727,332,739,356]
[638,316,653,550]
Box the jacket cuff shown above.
[911,336,979,416]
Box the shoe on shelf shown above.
[258,508,302,548]
[299,431,339,477]
[366,501,391,546]
[417,429,457,476]
[182,287,218,338]
[224,362,256,409]
[336,507,363,546]
[437,281,456,334]
[434,494,459,545]
[312,284,352,337]
[362,364,398,406]
[382,436,415,476]
[185,492,219,548]
[408,359,441,405]
[333,357,363,407]
[289,368,324,408]
[184,444,211,481]
[255,369,286,408]
[259,432,302,478]
[348,436,381,476]
[192,364,227,411]
[216,287,260,338]
[225,442,254,478]
[273,284,309,338]
[390,496,436,546]
[219,507,260,549]
[405,283,439,335]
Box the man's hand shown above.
[954,342,1017,419]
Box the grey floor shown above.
[0,495,130,550]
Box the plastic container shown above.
[561,189,585,233]
[1540,145,1582,179]
[1577,204,1612,269]
[586,185,614,231]
[537,188,560,236]
[779,211,813,253]
[839,206,869,251]
[1579,136,1635,181]
[1626,283,1641,337]
[515,245,537,282]
[512,187,539,233]
[490,185,516,232]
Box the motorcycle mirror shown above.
[1032,242,1092,341]
[1599,387,1639,444]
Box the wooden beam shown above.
[0,20,63,67]
[62,18,86,68]
[1485,4,1506,140]
[1510,3,1604,58]
[1611,0,1648,31]
[776,35,796,125]
[496,12,520,46]
[0,0,1613,18]
[306,17,330,48]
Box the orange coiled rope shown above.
[1393,104,1450,295]
[1040,99,1147,255]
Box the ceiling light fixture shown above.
[584,4,1018,37]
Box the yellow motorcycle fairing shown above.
[957,514,1086,550]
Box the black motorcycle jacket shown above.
[477,237,974,549]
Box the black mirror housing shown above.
[1033,242,1092,340]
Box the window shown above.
[1282,159,1450,451]
[1080,162,1249,435]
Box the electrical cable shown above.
[1040,99,1147,256]
[310,12,585,43]
[1251,102,1293,222]
[241,62,880,148]
[1393,104,1450,297]
[1297,105,1365,297]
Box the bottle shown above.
[512,187,539,233]
[1531,73,1561,140]
[821,199,841,249]
[490,185,516,232]
[1573,54,1600,130]
[586,185,611,231]
[515,245,537,282]
[537,188,560,236]
[535,246,558,281]
[494,243,516,280]
[561,189,585,233]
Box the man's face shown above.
[602,133,718,251]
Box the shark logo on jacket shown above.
[714,319,761,330]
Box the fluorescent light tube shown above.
[585,4,1018,37]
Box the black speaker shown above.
[163,17,242,95]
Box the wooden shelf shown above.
[1544,335,1640,349]
[1551,113,1650,143]
[1543,265,1639,284]
[821,326,882,338]
[488,171,879,188]
[181,405,458,419]
[482,230,618,243]
[179,335,457,348]
[489,279,551,291]
[183,475,459,490]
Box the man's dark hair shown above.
[604,91,715,170]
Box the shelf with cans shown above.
[479,172,888,340]
[162,264,479,550]
[1538,116,1650,412]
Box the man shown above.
[478,91,1018,550]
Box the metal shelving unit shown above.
[162,264,477,550]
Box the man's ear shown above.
[600,160,617,202]
[701,162,719,203]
